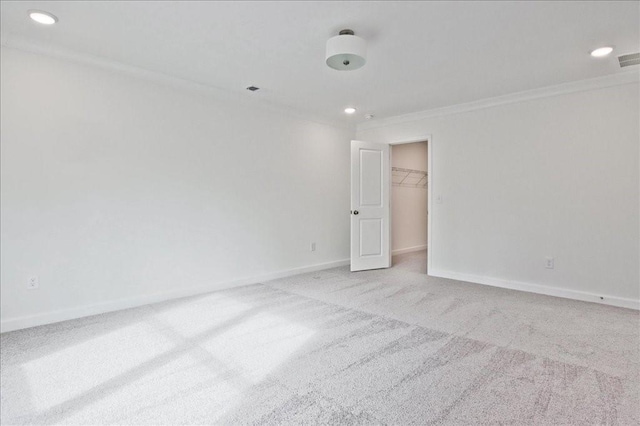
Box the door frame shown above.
[389,134,433,273]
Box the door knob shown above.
[353,210,359,215]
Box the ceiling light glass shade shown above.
[326,31,367,71]
[28,10,58,25]
[590,47,613,57]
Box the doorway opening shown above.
[390,139,429,272]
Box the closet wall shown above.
[391,142,428,254]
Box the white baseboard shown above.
[0,258,350,333]
[429,269,639,310]
[392,245,427,256]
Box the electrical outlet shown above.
[28,276,39,290]
[545,257,554,269]
[310,242,316,252]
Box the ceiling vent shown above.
[618,53,640,68]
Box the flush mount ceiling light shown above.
[326,29,367,71]
[344,107,357,114]
[590,46,614,57]
[28,10,58,25]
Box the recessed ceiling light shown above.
[246,86,260,92]
[364,114,374,120]
[344,107,357,114]
[28,10,58,25]
[590,47,614,58]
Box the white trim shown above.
[429,269,640,311]
[392,245,427,256]
[358,71,640,132]
[389,136,431,145]
[0,258,350,333]
[0,38,353,131]
[427,137,433,274]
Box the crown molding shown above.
[3,34,635,135]
[358,71,640,132]
[0,35,355,132]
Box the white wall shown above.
[391,142,428,253]
[358,81,640,308]
[0,46,354,331]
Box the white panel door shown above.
[351,140,391,272]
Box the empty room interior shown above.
[1,1,639,425]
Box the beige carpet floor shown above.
[1,251,639,425]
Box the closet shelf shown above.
[392,167,427,188]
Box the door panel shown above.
[360,219,383,256]
[351,140,390,272]
[360,149,382,206]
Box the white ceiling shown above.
[1,1,638,125]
